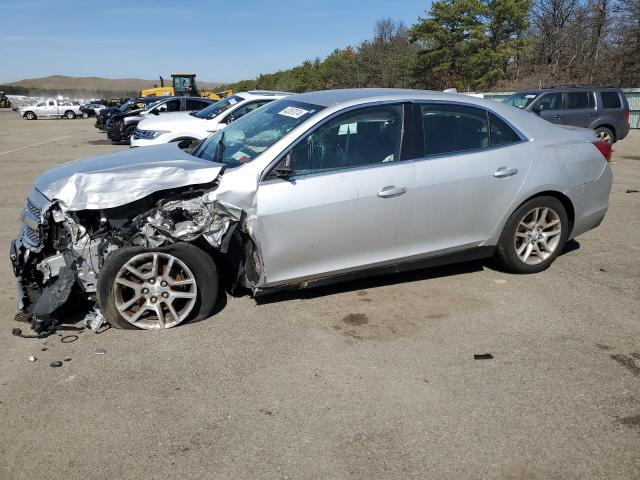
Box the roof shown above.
[285,88,505,107]
[513,86,624,94]
[237,91,292,100]
[285,88,569,143]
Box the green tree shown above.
[477,0,533,88]
[410,0,488,90]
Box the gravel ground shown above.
[0,109,639,480]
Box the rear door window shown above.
[566,92,594,109]
[420,104,489,155]
[489,112,521,146]
[185,99,210,110]
[600,91,622,109]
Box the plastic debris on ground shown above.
[83,306,106,332]
[474,353,494,360]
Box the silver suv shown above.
[504,86,630,143]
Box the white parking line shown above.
[0,135,72,156]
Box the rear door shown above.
[407,103,534,255]
[562,91,596,127]
[256,103,415,286]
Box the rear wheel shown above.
[595,126,614,144]
[64,110,76,119]
[97,243,218,330]
[82,112,89,119]
[495,196,569,274]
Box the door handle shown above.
[493,167,518,178]
[377,185,407,198]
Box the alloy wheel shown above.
[113,252,197,329]
[597,130,612,143]
[514,207,562,265]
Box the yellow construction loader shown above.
[140,74,231,100]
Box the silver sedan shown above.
[12,89,613,330]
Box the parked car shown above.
[11,89,612,332]
[19,99,83,120]
[95,97,164,131]
[106,96,215,144]
[131,91,290,147]
[80,102,107,118]
[503,86,630,143]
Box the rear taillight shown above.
[592,140,612,162]
[625,109,630,125]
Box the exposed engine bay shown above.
[10,168,261,336]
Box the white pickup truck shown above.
[19,99,83,120]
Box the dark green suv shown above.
[504,87,630,143]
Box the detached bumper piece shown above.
[11,239,76,336]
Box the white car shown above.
[130,91,290,147]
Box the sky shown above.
[0,0,431,84]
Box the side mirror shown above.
[532,104,544,114]
[274,153,293,179]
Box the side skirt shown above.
[253,246,495,297]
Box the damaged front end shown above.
[10,173,260,334]
[11,189,99,335]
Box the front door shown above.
[531,92,564,125]
[255,103,415,286]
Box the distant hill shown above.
[3,75,222,98]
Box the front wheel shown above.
[124,125,136,144]
[24,111,36,120]
[495,196,569,274]
[97,243,218,330]
[82,112,89,119]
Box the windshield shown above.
[193,95,244,119]
[192,100,324,166]
[503,92,539,109]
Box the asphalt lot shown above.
[0,108,639,480]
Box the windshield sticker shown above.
[231,151,251,162]
[278,106,309,119]
[525,94,537,98]
[229,98,238,105]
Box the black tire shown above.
[24,111,36,120]
[495,196,569,274]
[594,126,614,144]
[82,112,89,119]
[97,243,218,329]
[124,125,137,144]
[64,110,76,119]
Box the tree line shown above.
[221,0,639,93]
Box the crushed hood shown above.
[35,143,224,211]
